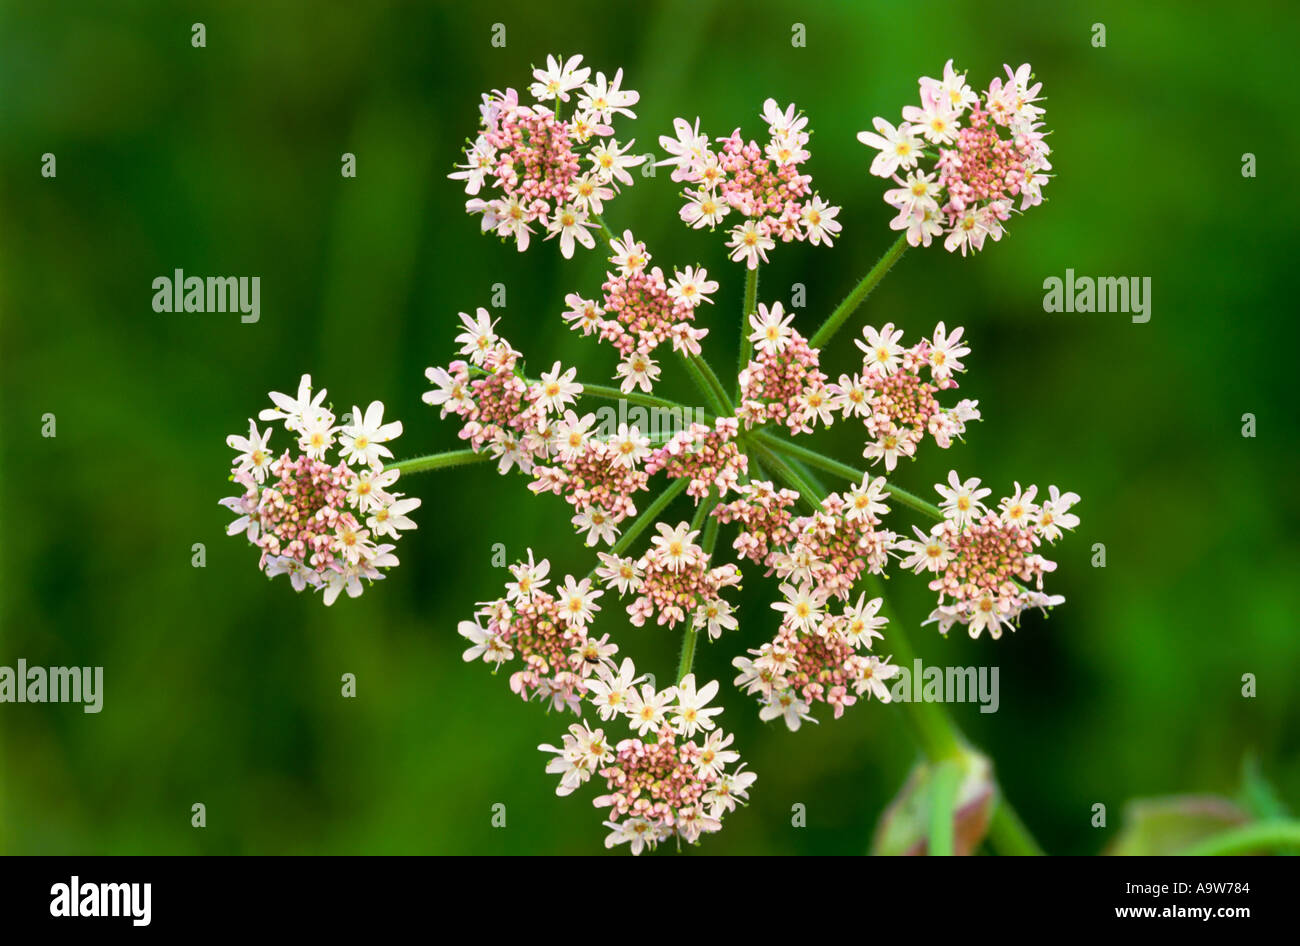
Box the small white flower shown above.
[536,361,583,415]
[546,203,596,259]
[771,581,826,633]
[226,421,274,483]
[615,350,660,394]
[529,53,590,102]
[671,674,723,737]
[608,424,650,469]
[339,401,402,470]
[748,301,796,356]
[624,682,678,736]
[694,597,737,641]
[587,658,643,720]
[727,219,774,269]
[556,574,603,628]
[366,495,421,539]
[505,549,550,602]
[454,308,499,365]
[842,594,888,649]
[459,619,512,665]
[856,322,905,375]
[935,471,991,528]
[666,266,718,308]
[259,373,331,432]
[297,411,336,460]
[759,690,816,731]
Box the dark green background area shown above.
[1,0,1296,855]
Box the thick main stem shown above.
[809,232,909,350]
[928,760,962,857]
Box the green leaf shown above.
[1106,796,1250,856]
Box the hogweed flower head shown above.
[562,231,715,390]
[425,311,683,549]
[451,54,644,257]
[767,477,895,600]
[738,306,831,434]
[221,375,418,605]
[598,521,742,630]
[910,473,1080,639]
[644,417,748,502]
[734,592,899,730]
[858,61,1051,254]
[460,550,619,713]
[844,322,980,471]
[660,99,842,268]
[541,662,754,854]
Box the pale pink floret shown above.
[663,99,842,267]
[859,61,1052,253]
[222,375,419,604]
[451,54,641,256]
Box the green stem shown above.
[572,379,713,420]
[736,264,759,401]
[385,449,492,476]
[751,429,943,519]
[1177,821,1300,856]
[680,352,730,417]
[929,760,962,856]
[809,232,909,350]
[986,802,1047,856]
[676,499,720,683]
[692,352,734,413]
[609,477,690,558]
[746,440,822,513]
[591,212,616,247]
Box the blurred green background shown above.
[1,0,1296,855]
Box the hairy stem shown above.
[751,429,943,519]
[680,352,731,417]
[736,264,759,401]
[573,379,714,420]
[386,449,493,476]
[609,477,690,558]
[809,232,909,350]
[692,352,734,413]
